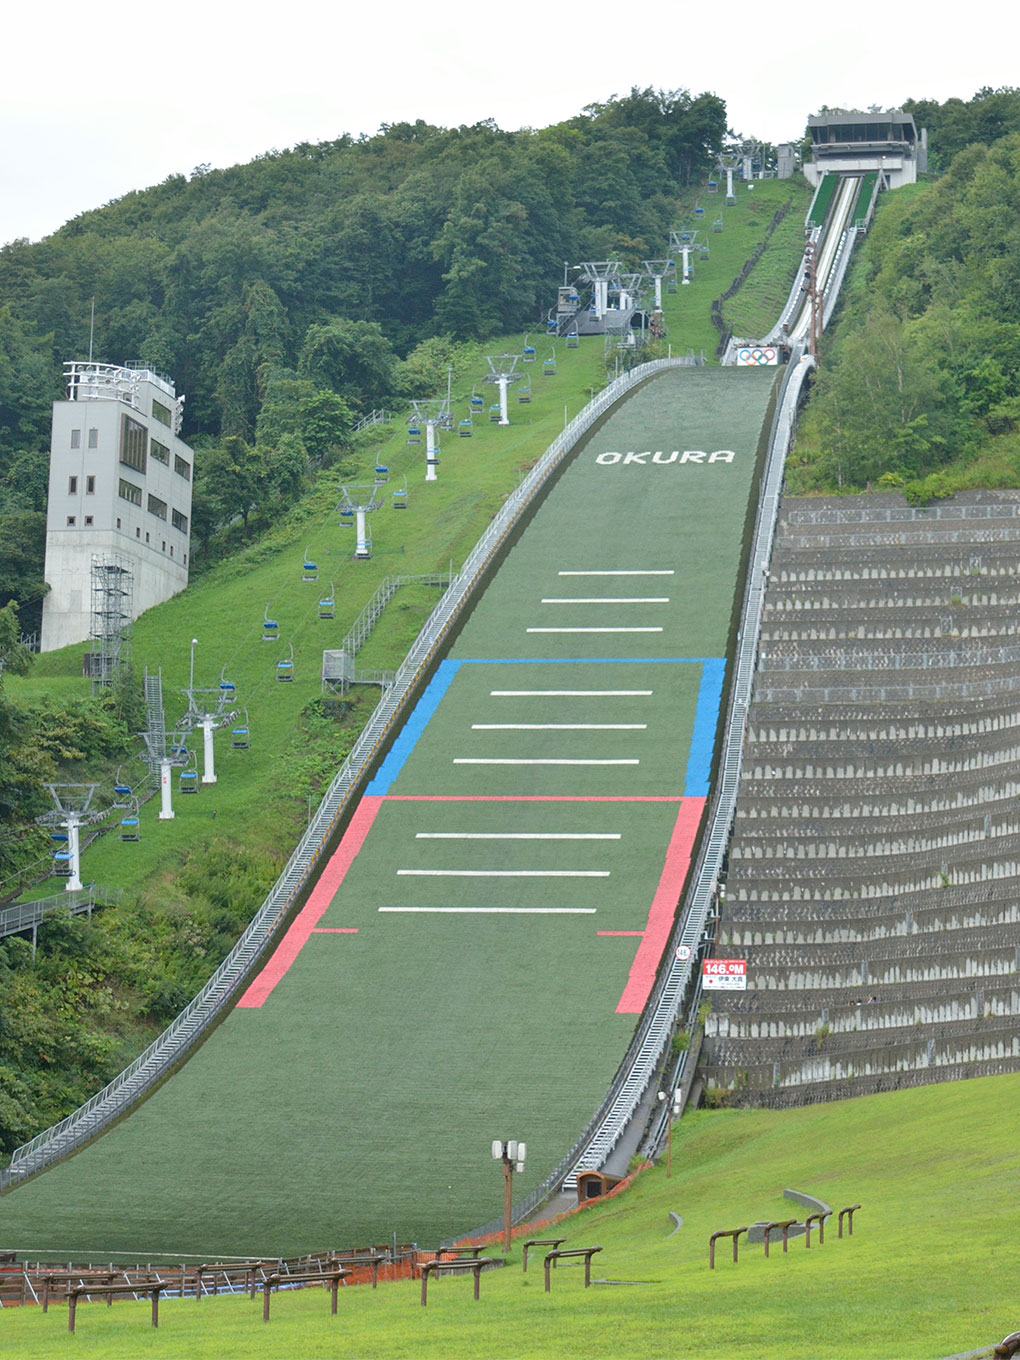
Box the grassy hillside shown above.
[1,1072,1016,1359]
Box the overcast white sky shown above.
[1,0,1014,248]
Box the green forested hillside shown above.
[0,89,726,637]
[791,88,1020,498]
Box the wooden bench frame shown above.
[544,1247,602,1292]
[420,1257,496,1307]
[261,1268,348,1322]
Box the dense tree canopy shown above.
[0,88,727,603]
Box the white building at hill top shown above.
[41,361,193,652]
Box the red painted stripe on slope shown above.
[382,795,683,803]
[236,797,383,1009]
[615,797,706,1015]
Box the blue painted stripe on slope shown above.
[367,659,462,795]
[685,658,726,797]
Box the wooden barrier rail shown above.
[522,1238,566,1272]
[544,1247,602,1292]
[709,1227,749,1269]
[838,1204,861,1237]
[804,1211,833,1248]
[762,1220,799,1257]
[261,1269,348,1322]
[67,1279,172,1333]
[420,1257,497,1307]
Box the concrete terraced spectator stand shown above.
[701,492,1020,1106]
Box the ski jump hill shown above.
[1,157,885,1257]
[0,366,778,1257]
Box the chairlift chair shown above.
[489,405,501,423]
[407,426,422,445]
[50,830,69,844]
[667,278,679,294]
[695,205,705,218]
[522,335,536,362]
[518,384,532,404]
[470,391,484,413]
[319,582,336,620]
[179,768,199,794]
[276,643,295,683]
[459,418,473,437]
[713,217,724,233]
[339,507,354,528]
[707,179,718,193]
[262,604,279,642]
[113,768,133,808]
[542,348,557,376]
[566,330,579,349]
[374,464,389,483]
[392,481,408,510]
[699,244,710,260]
[53,852,73,877]
[120,817,141,842]
[302,546,318,582]
[231,710,251,750]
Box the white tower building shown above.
[41,362,194,652]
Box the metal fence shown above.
[1,356,694,1190]
[0,885,122,944]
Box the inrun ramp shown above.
[0,368,777,1257]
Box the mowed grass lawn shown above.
[1,1073,1016,1360]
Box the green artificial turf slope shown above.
[0,368,777,1258]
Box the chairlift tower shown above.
[717,152,740,204]
[619,273,646,314]
[141,668,192,820]
[36,784,101,892]
[669,229,703,285]
[88,554,133,695]
[483,355,523,426]
[574,262,622,321]
[181,637,238,785]
[408,398,454,483]
[338,483,385,559]
[643,260,676,312]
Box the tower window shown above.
[68,475,78,494]
[70,430,81,449]
[88,428,98,448]
[84,515,94,526]
[86,475,95,494]
[120,414,148,473]
[66,516,76,526]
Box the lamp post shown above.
[491,1139,526,1253]
[657,1090,682,1178]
